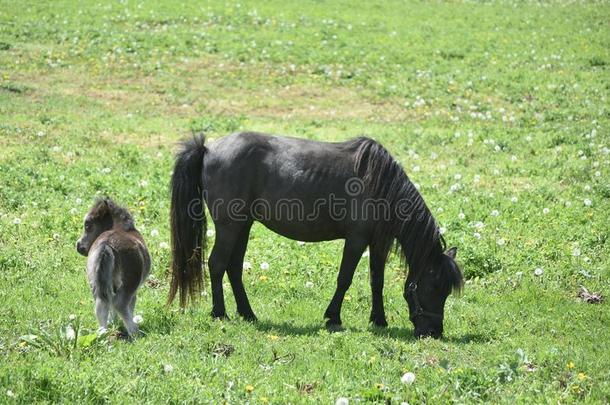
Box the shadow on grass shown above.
[253,319,324,336]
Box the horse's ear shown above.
[446,247,457,259]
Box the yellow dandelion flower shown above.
[578,372,586,381]
[567,361,575,370]
[245,385,254,393]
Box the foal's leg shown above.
[95,297,110,330]
[324,237,368,327]
[226,223,257,321]
[208,223,241,319]
[113,290,139,337]
[369,246,388,327]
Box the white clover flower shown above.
[75,198,82,205]
[6,390,15,398]
[52,145,61,152]
[584,185,591,191]
[305,281,314,289]
[37,131,45,137]
[511,196,518,203]
[572,248,581,257]
[101,167,111,174]
[491,210,500,217]
[473,232,481,239]
[497,238,506,246]
[139,179,149,187]
[473,175,481,183]
[133,315,143,324]
[474,221,484,229]
[159,242,169,249]
[583,199,592,207]
[150,229,159,237]
[436,207,444,213]
[454,173,462,180]
[439,227,447,235]
[297,241,305,246]
[565,201,572,207]
[543,208,550,214]
[13,218,21,225]
[450,183,460,193]
[335,398,349,405]
[401,372,416,385]
[206,229,215,238]
[458,212,465,220]
[69,314,76,321]
[65,325,76,341]
[163,364,173,373]
[260,262,269,270]
[243,261,252,270]
[412,165,420,172]
[534,268,543,276]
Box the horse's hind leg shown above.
[226,223,257,321]
[113,290,139,337]
[95,297,110,330]
[208,223,242,319]
[369,245,388,327]
[324,236,368,327]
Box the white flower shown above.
[260,262,269,270]
[497,238,505,246]
[206,229,215,238]
[595,171,601,177]
[516,271,523,277]
[243,261,252,270]
[450,183,460,193]
[297,241,305,246]
[101,167,111,174]
[572,248,581,257]
[133,315,143,324]
[439,227,446,235]
[534,268,543,276]
[51,145,61,152]
[139,179,149,187]
[473,175,481,183]
[542,208,549,214]
[65,325,76,341]
[69,314,76,321]
[335,398,349,405]
[474,221,484,229]
[412,165,420,172]
[473,232,481,239]
[150,229,159,237]
[458,212,465,220]
[163,364,173,373]
[583,199,592,207]
[75,198,82,205]
[584,184,591,191]
[454,173,462,180]
[565,201,572,207]
[305,281,314,289]
[70,208,78,215]
[159,242,169,249]
[37,131,45,137]
[401,372,416,385]
[511,196,518,203]
[13,218,21,225]
[6,390,14,397]
[491,210,500,217]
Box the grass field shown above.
[1,0,609,403]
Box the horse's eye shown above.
[85,222,92,230]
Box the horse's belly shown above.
[258,218,344,242]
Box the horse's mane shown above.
[90,197,135,231]
[350,137,445,279]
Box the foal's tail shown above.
[93,245,115,302]
[168,135,208,307]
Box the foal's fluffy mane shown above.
[350,137,462,293]
[90,197,135,231]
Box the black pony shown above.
[169,132,463,338]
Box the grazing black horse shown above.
[169,132,463,338]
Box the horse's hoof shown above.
[325,319,344,332]
[241,313,258,322]
[370,316,388,328]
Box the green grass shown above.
[1,0,609,402]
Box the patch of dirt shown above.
[577,285,603,304]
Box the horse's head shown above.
[404,247,463,339]
[76,198,134,256]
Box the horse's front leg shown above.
[324,236,368,327]
[208,224,241,319]
[369,245,388,327]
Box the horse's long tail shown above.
[93,245,115,302]
[168,135,208,307]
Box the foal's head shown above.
[404,247,463,339]
[76,198,135,256]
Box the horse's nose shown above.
[76,241,87,256]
